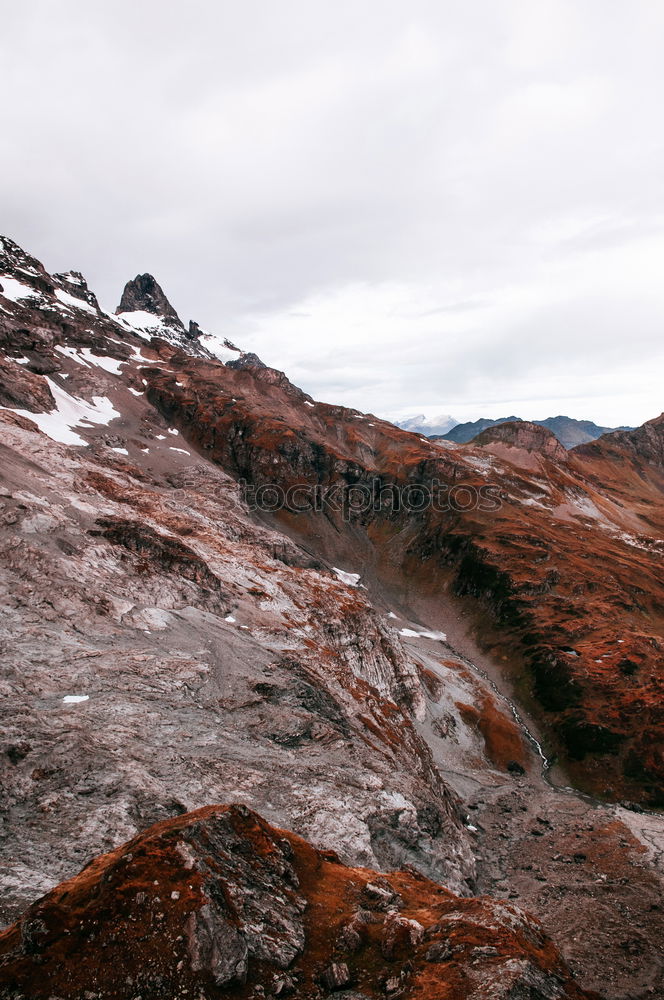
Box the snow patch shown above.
[79,349,124,374]
[7,380,121,446]
[63,695,89,704]
[332,567,361,587]
[55,346,124,374]
[0,275,42,304]
[399,627,447,641]
[199,334,242,363]
[59,271,83,286]
[114,310,171,339]
[54,288,97,314]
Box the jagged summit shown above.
[113,269,261,364]
[0,235,258,363]
[116,272,183,327]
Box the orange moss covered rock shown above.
[0,804,598,1000]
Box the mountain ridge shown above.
[427,414,633,449]
[0,235,663,998]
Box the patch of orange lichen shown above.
[456,694,528,772]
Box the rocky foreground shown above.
[0,235,662,998]
[0,803,596,1000]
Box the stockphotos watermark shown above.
[239,478,502,521]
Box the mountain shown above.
[473,419,569,461]
[0,235,663,999]
[537,415,633,448]
[395,412,458,437]
[441,415,523,443]
[439,415,630,448]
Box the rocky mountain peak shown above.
[0,234,56,298]
[116,272,183,328]
[574,412,664,469]
[52,269,100,311]
[474,419,568,461]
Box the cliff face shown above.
[0,804,597,1000]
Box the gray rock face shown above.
[0,356,55,412]
[181,806,307,985]
[321,961,352,990]
[117,272,183,327]
[0,361,473,922]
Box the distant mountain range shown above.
[400,414,633,449]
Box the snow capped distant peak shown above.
[396,413,458,437]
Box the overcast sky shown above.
[2,0,663,426]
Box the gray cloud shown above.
[1,0,663,426]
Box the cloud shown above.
[1,0,662,426]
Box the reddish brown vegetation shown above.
[0,804,597,1000]
[456,694,528,772]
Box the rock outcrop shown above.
[0,804,597,1000]
[117,272,183,327]
[474,419,569,462]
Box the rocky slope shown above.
[0,236,663,998]
[135,342,664,805]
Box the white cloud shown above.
[0,0,662,427]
